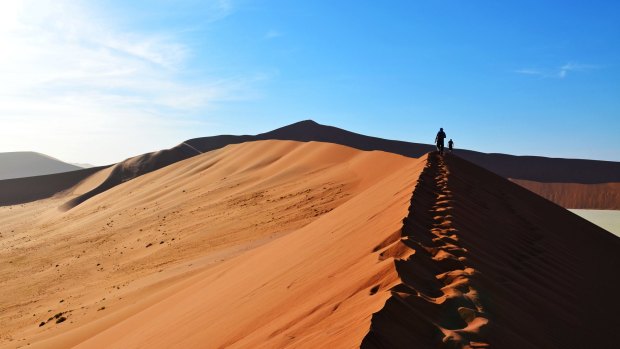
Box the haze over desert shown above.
[2,1,620,348]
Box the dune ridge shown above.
[61,143,201,209]
[60,121,620,211]
[363,152,620,348]
[362,153,489,348]
[2,120,619,211]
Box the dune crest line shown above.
[362,153,489,348]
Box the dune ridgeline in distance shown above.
[0,123,619,348]
[0,152,84,180]
[1,120,619,210]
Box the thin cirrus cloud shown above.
[515,62,598,79]
[0,0,261,165]
[264,29,283,40]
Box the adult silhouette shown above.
[435,128,446,154]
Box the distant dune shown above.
[1,120,619,210]
[512,179,620,209]
[0,152,83,180]
[70,163,95,169]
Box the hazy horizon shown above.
[4,119,620,167]
[1,0,618,165]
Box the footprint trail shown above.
[362,153,490,348]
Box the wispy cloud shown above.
[264,29,283,40]
[515,62,598,79]
[0,0,261,165]
[557,62,597,78]
[514,68,543,76]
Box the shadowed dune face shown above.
[0,140,416,347]
[0,166,109,206]
[362,153,619,348]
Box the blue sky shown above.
[0,0,618,165]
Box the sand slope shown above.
[0,140,415,348]
[3,142,617,348]
[61,143,202,209]
[56,152,426,349]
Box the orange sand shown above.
[0,141,417,348]
[1,141,619,348]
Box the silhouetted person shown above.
[435,128,446,154]
[448,139,454,152]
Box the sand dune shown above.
[2,140,618,348]
[0,166,109,207]
[49,150,426,349]
[2,121,619,210]
[0,152,82,180]
[70,121,620,211]
[363,153,620,347]
[0,140,413,348]
[61,143,202,209]
[261,121,620,209]
[259,120,620,184]
[511,179,620,209]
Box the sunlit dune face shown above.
[0,140,415,346]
